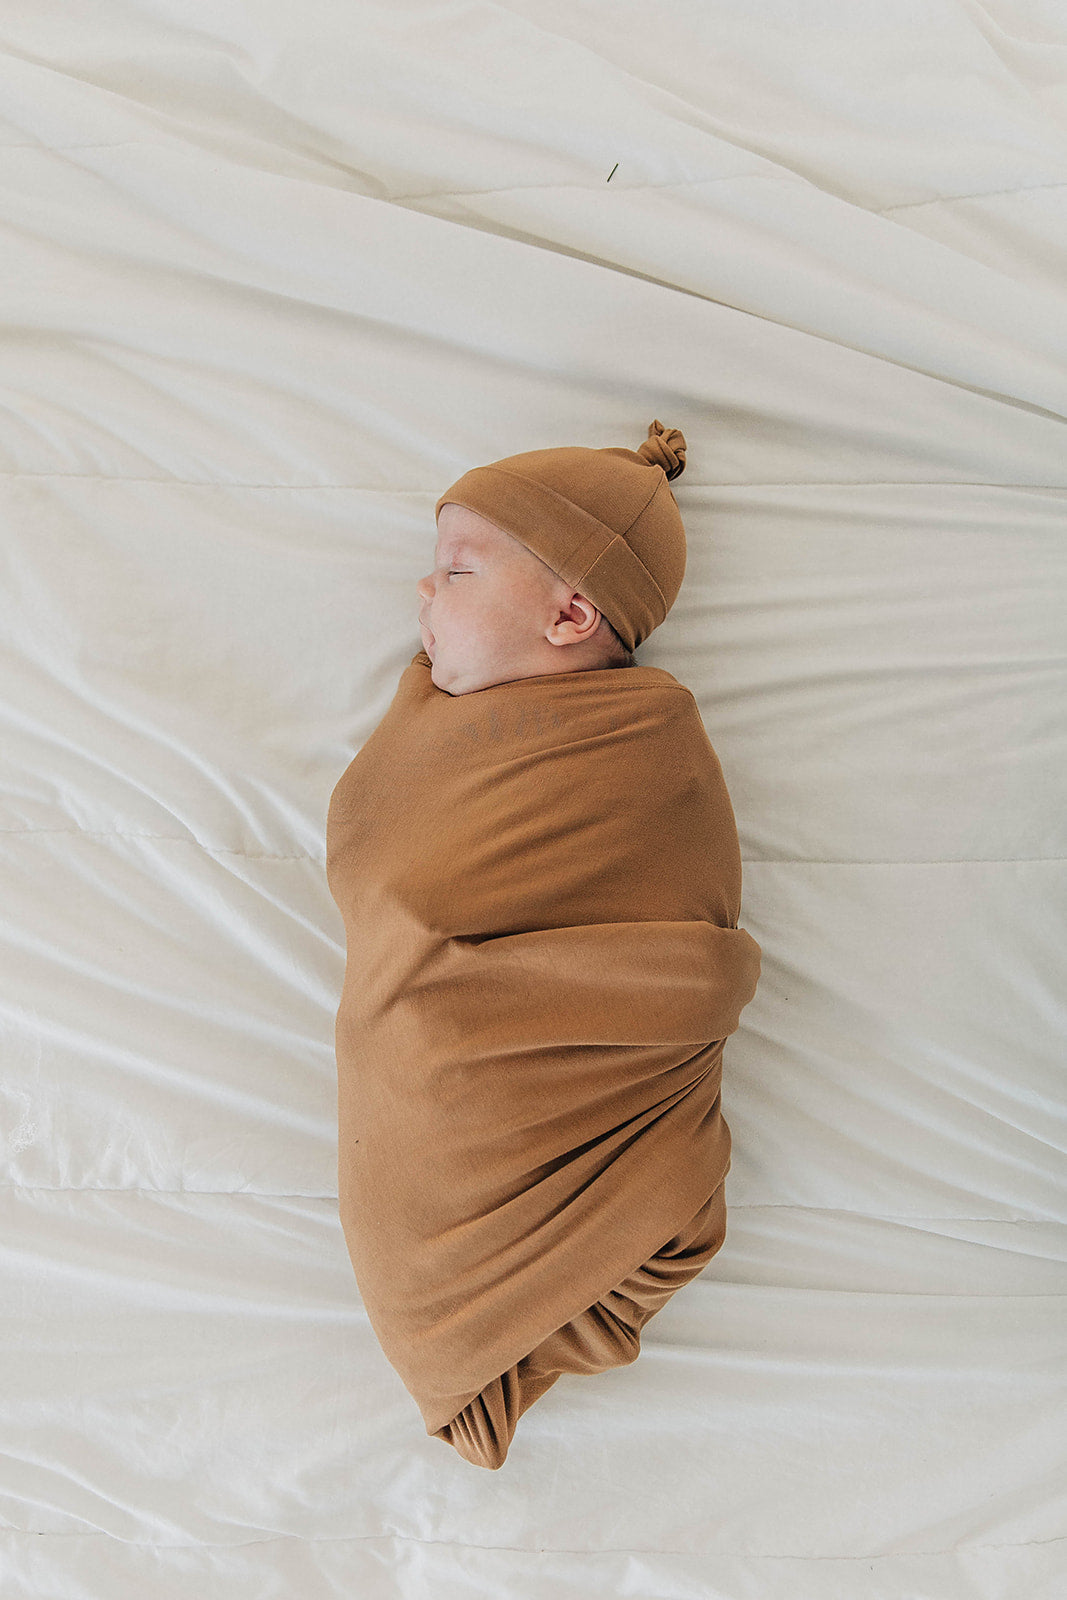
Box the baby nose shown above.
[416,574,433,602]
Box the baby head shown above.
[417,505,632,697]
[417,421,688,697]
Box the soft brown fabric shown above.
[325,651,761,1467]
[435,420,689,651]
[432,1184,727,1468]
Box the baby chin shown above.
[426,644,460,696]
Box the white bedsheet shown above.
[1,3,1065,1596]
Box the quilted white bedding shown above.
[2,3,1065,1596]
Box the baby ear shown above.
[545,592,600,648]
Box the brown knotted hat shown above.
[434,420,688,652]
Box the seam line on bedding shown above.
[0,1187,1056,1223]
[8,135,1066,214]
[2,139,153,152]
[1,472,1066,489]
[4,1527,1063,1558]
[1,1186,336,1198]
[393,172,1067,210]
[2,829,1062,866]
[0,827,314,859]
[881,179,1067,213]
[391,172,801,203]
[745,855,1065,866]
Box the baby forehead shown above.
[433,508,551,575]
[434,537,480,562]
[433,526,519,564]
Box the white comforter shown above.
[2,3,1064,1595]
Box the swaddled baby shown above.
[326,422,761,1469]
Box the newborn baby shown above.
[326,421,762,1468]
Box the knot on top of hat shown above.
[637,419,686,481]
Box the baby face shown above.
[416,503,605,696]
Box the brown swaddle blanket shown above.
[326,649,761,1468]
